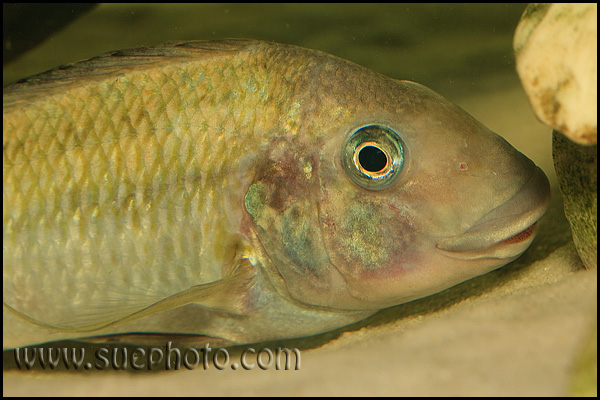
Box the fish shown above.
[3,39,551,349]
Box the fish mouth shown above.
[436,167,550,260]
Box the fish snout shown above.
[436,166,550,260]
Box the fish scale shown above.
[3,42,290,333]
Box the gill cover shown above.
[244,125,411,311]
[243,142,349,308]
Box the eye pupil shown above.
[358,146,387,172]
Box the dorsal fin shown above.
[3,39,259,108]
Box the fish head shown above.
[244,64,550,311]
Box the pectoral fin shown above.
[5,258,257,333]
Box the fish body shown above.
[3,40,550,348]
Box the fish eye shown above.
[342,125,404,190]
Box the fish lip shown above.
[436,166,550,259]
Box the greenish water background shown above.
[4,3,525,100]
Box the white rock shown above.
[514,4,597,145]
